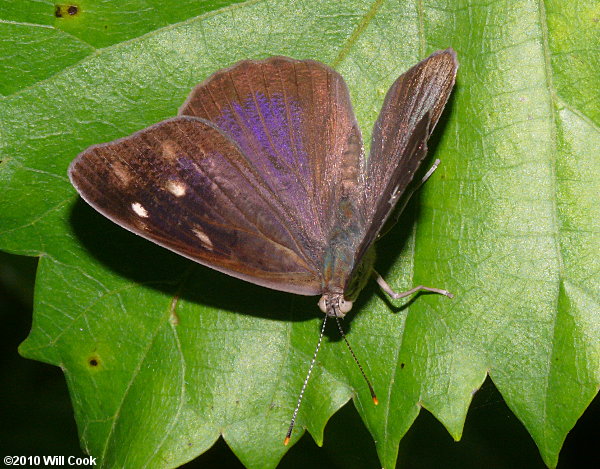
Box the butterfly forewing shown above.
[345,49,458,287]
[366,49,457,218]
[69,117,322,295]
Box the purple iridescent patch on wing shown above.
[216,93,316,224]
[218,93,309,177]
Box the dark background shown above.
[1,250,597,468]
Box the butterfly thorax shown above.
[319,187,376,317]
[344,244,376,301]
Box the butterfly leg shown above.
[377,159,443,241]
[374,270,454,299]
[392,158,441,220]
[420,158,441,185]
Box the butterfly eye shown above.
[318,296,327,314]
[339,298,353,314]
[317,295,353,315]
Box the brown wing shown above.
[367,49,458,209]
[69,117,322,295]
[179,56,367,257]
[347,49,458,285]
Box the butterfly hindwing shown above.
[179,56,367,253]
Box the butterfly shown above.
[69,49,458,443]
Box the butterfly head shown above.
[318,293,353,318]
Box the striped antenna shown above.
[335,317,378,405]
[284,315,328,445]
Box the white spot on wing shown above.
[131,202,149,218]
[112,162,131,186]
[388,185,400,204]
[162,141,179,160]
[166,180,186,197]
[192,227,213,250]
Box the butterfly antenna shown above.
[335,317,378,405]
[284,315,328,446]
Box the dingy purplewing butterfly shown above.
[68,49,458,445]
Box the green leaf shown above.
[1,0,598,467]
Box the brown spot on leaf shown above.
[55,4,80,18]
[86,354,102,370]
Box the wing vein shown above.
[167,120,318,272]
